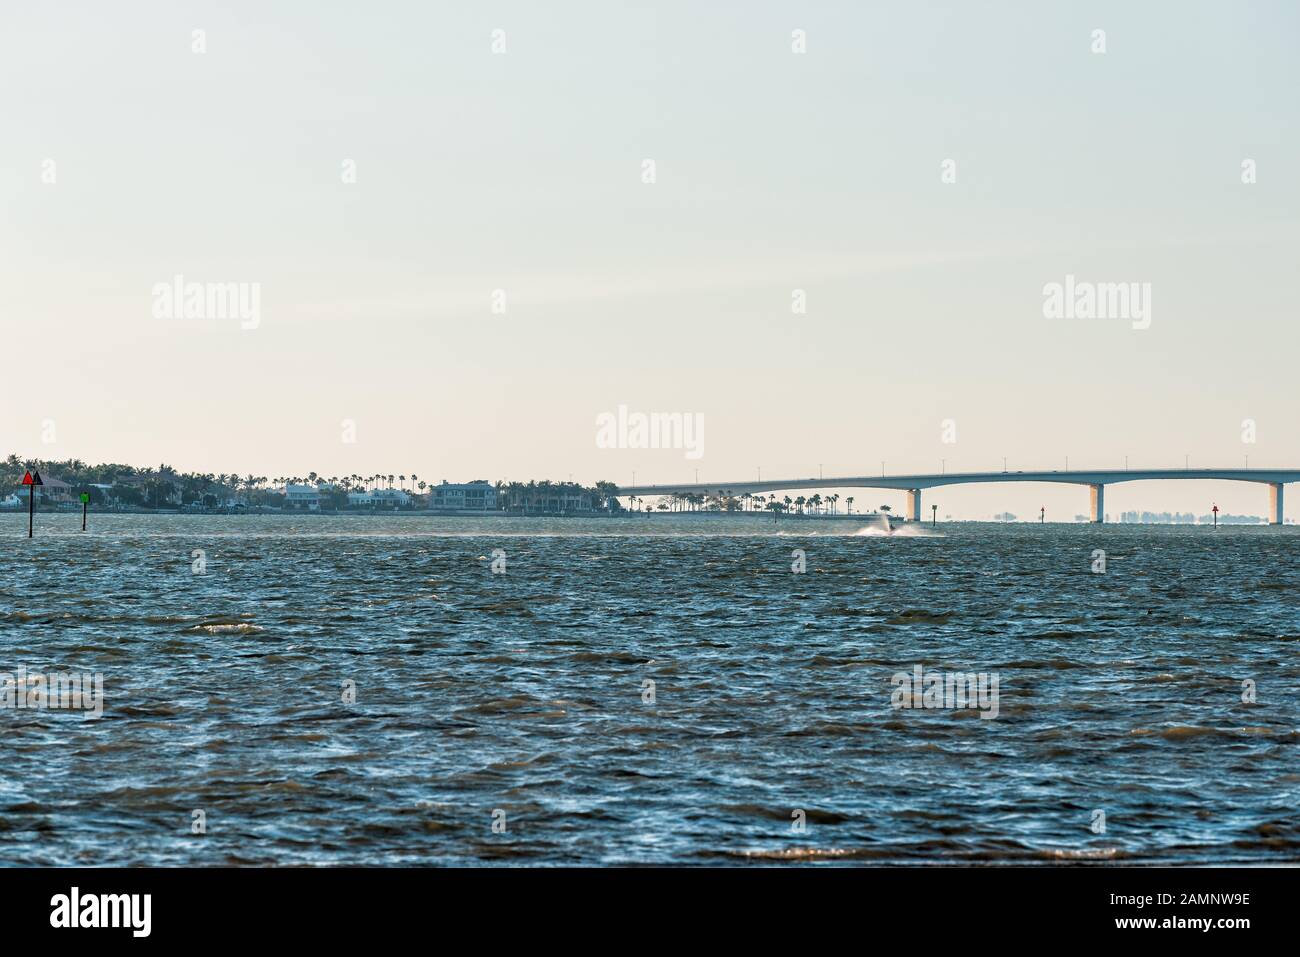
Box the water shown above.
[2,513,1297,865]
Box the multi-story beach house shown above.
[13,475,74,505]
[347,488,411,508]
[428,480,497,511]
[284,483,321,510]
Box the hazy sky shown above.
[3,1,1297,517]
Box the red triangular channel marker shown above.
[21,471,32,485]
[30,470,44,486]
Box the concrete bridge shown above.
[618,468,1300,524]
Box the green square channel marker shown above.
[80,493,89,503]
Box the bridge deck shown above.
[619,468,1300,497]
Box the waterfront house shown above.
[284,483,321,510]
[113,471,182,506]
[14,475,74,504]
[499,481,601,514]
[428,480,497,511]
[347,488,411,508]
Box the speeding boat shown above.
[873,512,905,534]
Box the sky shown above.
[2,1,1298,518]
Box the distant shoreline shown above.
[2,506,1280,525]
[2,505,892,521]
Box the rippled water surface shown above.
[2,513,1298,865]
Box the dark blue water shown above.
[2,514,1297,864]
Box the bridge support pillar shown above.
[905,489,921,522]
[1269,483,1284,525]
[1089,484,1105,523]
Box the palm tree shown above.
[846,496,854,514]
